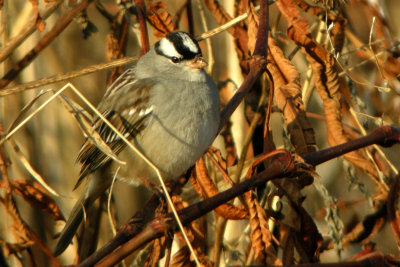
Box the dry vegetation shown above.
[1,0,400,266]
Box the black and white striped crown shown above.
[155,32,201,61]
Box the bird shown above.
[54,31,220,256]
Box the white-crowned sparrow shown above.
[54,31,220,256]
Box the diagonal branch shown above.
[219,0,269,131]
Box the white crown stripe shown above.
[177,32,199,53]
[158,38,181,58]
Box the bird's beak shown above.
[188,55,208,69]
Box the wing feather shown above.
[74,69,156,189]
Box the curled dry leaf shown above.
[246,3,259,57]
[1,179,64,221]
[244,190,281,265]
[342,203,386,245]
[147,1,175,38]
[144,237,167,267]
[194,158,249,220]
[172,213,212,267]
[170,245,191,267]
[329,15,347,54]
[243,154,283,265]
[268,34,316,155]
[0,194,34,245]
[106,33,120,62]
[171,237,213,267]
[277,0,381,187]
[278,153,324,260]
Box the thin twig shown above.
[196,0,214,73]
[302,126,400,166]
[0,0,94,89]
[0,57,138,96]
[134,0,149,55]
[0,1,62,63]
[196,5,260,41]
[368,16,387,85]
[107,167,120,237]
[233,78,267,183]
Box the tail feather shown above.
[54,172,112,256]
[53,195,87,256]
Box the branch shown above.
[78,151,295,267]
[302,126,400,166]
[134,0,150,55]
[219,0,269,131]
[0,0,94,89]
[0,1,62,63]
[0,57,138,97]
[77,125,400,266]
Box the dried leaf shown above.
[293,206,323,262]
[246,3,259,56]
[194,158,249,220]
[106,33,120,62]
[343,203,386,244]
[172,230,213,267]
[277,0,381,188]
[0,191,62,266]
[147,1,175,38]
[0,194,33,245]
[292,0,325,15]
[144,237,167,267]
[1,179,64,221]
[244,190,281,265]
[7,138,59,197]
[330,16,346,53]
[170,246,193,267]
[267,34,316,155]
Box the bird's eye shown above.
[171,57,180,63]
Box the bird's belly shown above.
[116,113,215,185]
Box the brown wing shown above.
[74,69,156,189]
